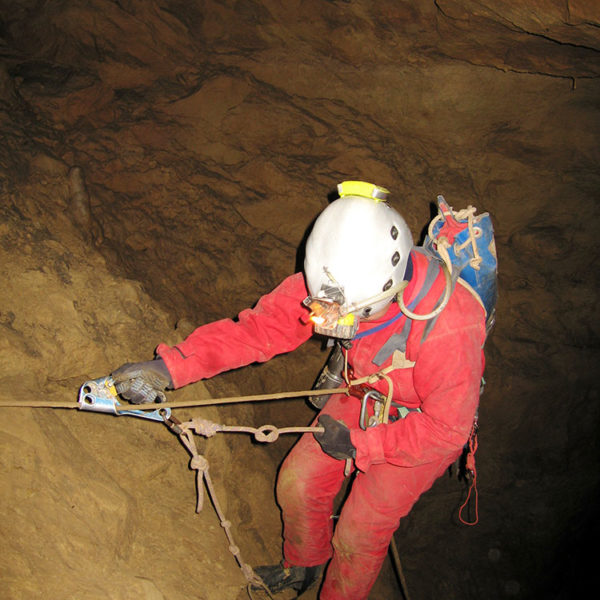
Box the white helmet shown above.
[304,181,413,320]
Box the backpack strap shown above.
[373,252,444,367]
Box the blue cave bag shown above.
[424,195,498,333]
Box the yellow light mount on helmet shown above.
[337,181,390,203]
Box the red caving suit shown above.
[157,249,486,600]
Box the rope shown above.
[116,387,349,412]
[389,536,412,600]
[2,376,420,597]
[177,425,275,599]
[0,400,83,409]
[185,418,324,441]
[458,427,479,526]
[176,418,329,600]
[0,387,348,411]
[430,205,483,273]
[169,405,415,600]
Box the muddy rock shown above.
[0,1,598,599]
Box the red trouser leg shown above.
[277,393,452,599]
[320,456,449,599]
[276,394,354,567]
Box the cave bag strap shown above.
[370,248,444,367]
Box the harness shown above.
[343,249,439,431]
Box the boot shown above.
[253,562,324,595]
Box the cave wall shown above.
[0,1,599,599]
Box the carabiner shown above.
[359,389,385,431]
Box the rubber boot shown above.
[253,562,324,595]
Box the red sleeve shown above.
[350,285,486,471]
[156,273,313,388]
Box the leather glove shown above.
[111,358,172,404]
[314,414,356,460]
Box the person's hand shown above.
[314,414,356,460]
[111,358,172,404]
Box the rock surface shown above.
[1,1,598,598]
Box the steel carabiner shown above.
[359,389,386,430]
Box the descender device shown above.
[78,376,171,422]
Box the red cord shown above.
[458,430,479,526]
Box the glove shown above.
[314,414,356,460]
[111,358,173,404]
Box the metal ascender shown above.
[78,376,171,422]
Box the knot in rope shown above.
[190,455,208,472]
[254,425,280,443]
[428,203,483,273]
[453,205,482,271]
[189,418,221,437]
[171,415,323,600]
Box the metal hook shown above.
[359,389,385,430]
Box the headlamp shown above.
[302,296,359,339]
[302,278,410,340]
